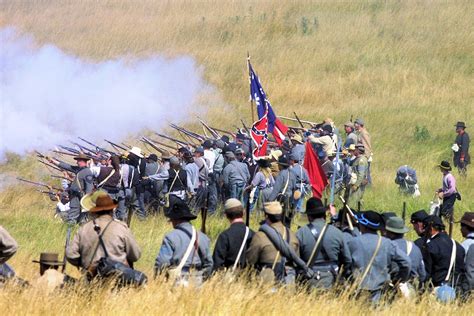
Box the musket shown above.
[293,112,305,128]
[169,123,206,142]
[58,145,81,155]
[240,120,251,137]
[35,150,46,159]
[17,177,62,191]
[141,137,166,154]
[53,150,78,157]
[37,159,64,172]
[402,201,407,222]
[448,213,454,238]
[278,115,316,126]
[208,126,235,137]
[198,118,221,139]
[176,129,199,147]
[78,137,116,155]
[155,133,190,148]
[51,175,70,181]
[144,137,177,151]
[104,139,128,152]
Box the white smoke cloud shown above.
[0,27,211,159]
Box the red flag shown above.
[303,141,328,199]
[251,114,269,159]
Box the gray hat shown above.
[354,118,364,126]
[170,156,180,165]
[385,217,409,234]
[235,148,245,155]
[215,139,225,149]
[344,121,354,128]
[225,151,235,159]
[194,146,204,154]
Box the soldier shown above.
[203,140,218,214]
[384,216,426,284]
[0,226,18,283]
[410,210,429,250]
[32,253,75,293]
[354,118,373,184]
[183,150,199,196]
[222,151,250,201]
[213,199,254,271]
[459,212,474,292]
[347,144,368,209]
[127,147,148,219]
[296,198,351,289]
[212,140,226,207]
[246,158,275,210]
[421,215,466,292]
[395,165,420,197]
[90,155,123,214]
[348,211,410,304]
[290,134,305,164]
[66,192,141,280]
[453,121,470,177]
[308,125,336,158]
[343,121,358,148]
[436,161,458,219]
[48,153,94,224]
[165,157,188,201]
[268,156,297,226]
[289,153,311,213]
[155,197,213,286]
[246,202,300,284]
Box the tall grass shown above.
[0,0,473,314]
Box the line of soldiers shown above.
[2,196,473,304]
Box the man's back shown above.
[213,222,254,270]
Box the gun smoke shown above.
[0,28,211,160]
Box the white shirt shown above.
[203,149,216,173]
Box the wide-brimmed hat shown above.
[264,202,282,215]
[277,156,290,167]
[356,211,383,230]
[80,190,107,211]
[32,253,64,266]
[344,121,354,128]
[385,217,409,234]
[90,194,118,212]
[161,151,172,160]
[256,158,271,168]
[129,146,144,158]
[74,153,90,161]
[455,121,466,129]
[459,212,474,228]
[166,196,197,221]
[381,212,397,226]
[438,160,452,171]
[291,134,303,144]
[269,149,283,161]
[306,197,326,217]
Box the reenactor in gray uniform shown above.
[384,216,427,284]
[0,226,18,283]
[48,153,94,224]
[289,153,311,213]
[296,198,351,289]
[155,196,213,286]
[268,156,297,226]
[348,211,410,304]
[222,151,250,201]
[66,192,141,279]
[347,144,368,209]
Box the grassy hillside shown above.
[0,1,473,314]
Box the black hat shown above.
[256,158,271,168]
[148,154,158,162]
[438,160,452,171]
[455,121,466,129]
[322,124,333,134]
[381,212,397,226]
[178,147,189,153]
[166,196,197,221]
[203,140,213,149]
[306,197,326,217]
[221,135,230,144]
[183,150,193,159]
[423,215,445,230]
[410,209,428,223]
[356,210,383,230]
[277,155,290,167]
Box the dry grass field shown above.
[0,0,473,314]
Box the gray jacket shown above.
[291,144,305,163]
[348,233,411,291]
[268,169,297,201]
[466,244,474,290]
[296,219,351,270]
[59,162,94,196]
[290,164,311,194]
[392,238,426,282]
[155,222,213,277]
[222,160,250,187]
[0,226,18,264]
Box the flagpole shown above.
[329,136,343,205]
[247,52,255,124]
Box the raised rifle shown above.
[37,159,64,172]
[17,177,62,191]
[142,137,176,151]
[169,124,205,142]
[208,125,235,137]
[58,145,81,155]
[198,118,221,139]
[293,112,305,128]
[104,139,128,152]
[141,137,167,154]
[278,115,316,126]
[78,137,116,155]
[155,133,190,148]
[448,213,454,238]
[402,201,407,222]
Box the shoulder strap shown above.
[175,227,197,274]
[359,234,382,287]
[88,219,115,268]
[97,169,116,188]
[271,227,286,271]
[406,240,413,256]
[445,238,457,283]
[281,171,290,195]
[232,226,250,271]
[307,223,329,266]
[168,171,179,191]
